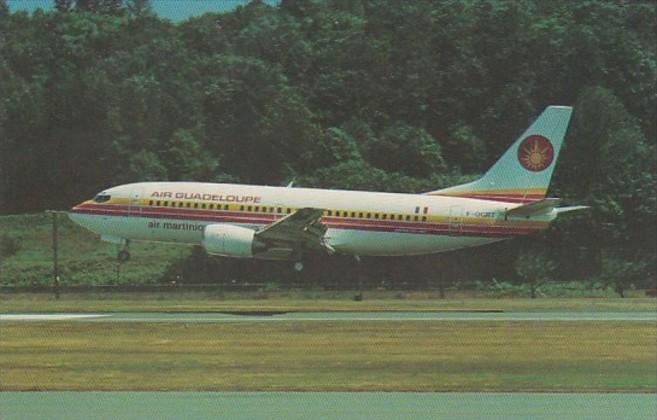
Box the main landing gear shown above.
[353,255,363,301]
[117,240,130,262]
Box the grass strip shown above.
[1,321,654,392]
[2,293,655,313]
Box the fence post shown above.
[48,211,60,300]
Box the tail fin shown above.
[426,106,573,203]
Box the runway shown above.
[1,311,655,322]
[1,392,655,420]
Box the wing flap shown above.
[255,208,327,249]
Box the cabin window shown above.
[255,206,260,212]
[287,208,291,214]
[209,204,214,210]
[93,194,111,203]
[192,203,197,208]
[240,205,244,211]
[178,202,184,207]
[414,215,419,221]
[358,212,363,218]
[398,215,403,221]
[165,201,170,207]
[382,214,387,220]
[224,204,229,210]
[277,207,282,213]
[422,216,427,222]
[374,213,379,219]
[156,201,161,206]
[351,212,356,218]
[185,202,190,208]
[148,200,153,206]
[327,210,332,216]
[269,207,274,213]
[201,203,206,209]
[405,215,411,221]
[367,213,371,218]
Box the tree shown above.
[514,248,556,299]
[311,127,361,168]
[363,123,446,178]
[600,256,648,298]
[126,0,151,18]
[54,0,74,12]
[164,129,219,182]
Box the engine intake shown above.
[202,224,265,257]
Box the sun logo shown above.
[517,135,554,172]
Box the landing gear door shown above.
[128,185,144,217]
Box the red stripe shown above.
[71,207,544,238]
[431,193,545,204]
[448,195,541,203]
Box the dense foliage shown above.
[1,0,655,290]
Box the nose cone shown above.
[68,201,88,226]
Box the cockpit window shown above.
[93,194,111,203]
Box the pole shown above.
[51,211,60,299]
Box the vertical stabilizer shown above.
[426,106,573,203]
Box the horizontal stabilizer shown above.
[507,199,590,217]
[555,205,590,214]
[506,198,561,217]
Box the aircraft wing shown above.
[255,208,330,251]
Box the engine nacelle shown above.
[202,224,264,257]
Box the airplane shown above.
[69,106,587,271]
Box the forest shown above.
[0,0,655,292]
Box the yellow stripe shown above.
[96,198,548,228]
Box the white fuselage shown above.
[69,182,553,257]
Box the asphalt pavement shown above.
[1,311,655,322]
[1,392,655,420]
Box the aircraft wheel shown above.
[117,250,131,262]
[293,261,304,272]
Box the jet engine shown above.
[202,224,266,257]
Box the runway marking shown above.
[1,312,654,322]
[0,314,110,321]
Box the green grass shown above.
[1,292,656,313]
[1,321,654,392]
[0,213,188,286]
